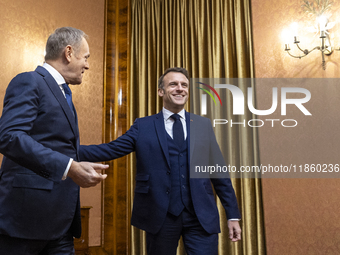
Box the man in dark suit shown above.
[80,67,241,255]
[0,27,108,254]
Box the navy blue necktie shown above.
[171,113,184,148]
[62,83,74,113]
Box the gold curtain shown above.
[129,0,266,254]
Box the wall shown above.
[251,0,340,254]
[0,0,105,246]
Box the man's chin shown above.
[69,79,82,85]
[174,102,187,109]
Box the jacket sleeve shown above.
[79,119,139,162]
[206,118,241,220]
[0,73,70,181]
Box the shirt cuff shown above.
[228,218,241,221]
[62,158,73,180]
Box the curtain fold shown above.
[129,0,265,254]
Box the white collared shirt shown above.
[42,63,68,97]
[162,107,187,139]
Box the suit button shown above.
[167,171,170,175]
[181,174,185,179]
[166,189,170,194]
[179,153,183,157]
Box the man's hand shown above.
[228,220,241,242]
[67,161,108,188]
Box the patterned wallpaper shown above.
[252,0,340,78]
[0,0,105,246]
[251,0,340,254]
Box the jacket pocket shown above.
[135,174,149,193]
[12,173,54,190]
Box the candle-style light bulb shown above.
[290,22,299,43]
[281,29,291,50]
[318,15,328,37]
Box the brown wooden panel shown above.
[74,207,92,255]
[103,0,130,254]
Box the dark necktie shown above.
[171,113,184,148]
[62,83,74,113]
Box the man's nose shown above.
[176,84,184,90]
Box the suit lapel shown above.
[187,112,195,163]
[35,66,79,140]
[74,108,80,160]
[154,111,171,168]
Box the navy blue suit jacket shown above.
[80,111,241,234]
[0,66,81,240]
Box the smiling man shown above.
[0,27,107,254]
[79,67,241,255]
[158,70,189,113]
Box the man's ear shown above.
[64,45,73,62]
[158,88,164,97]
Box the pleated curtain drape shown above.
[129,0,266,254]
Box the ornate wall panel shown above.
[102,0,131,254]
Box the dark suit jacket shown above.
[0,66,81,240]
[80,111,241,234]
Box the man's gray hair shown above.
[158,67,190,89]
[45,27,87,61]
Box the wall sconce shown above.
[282,0,337,70]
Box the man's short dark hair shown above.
[158,67,190,89]
[45,27,87,61]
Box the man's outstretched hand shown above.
[68,161,108,188]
